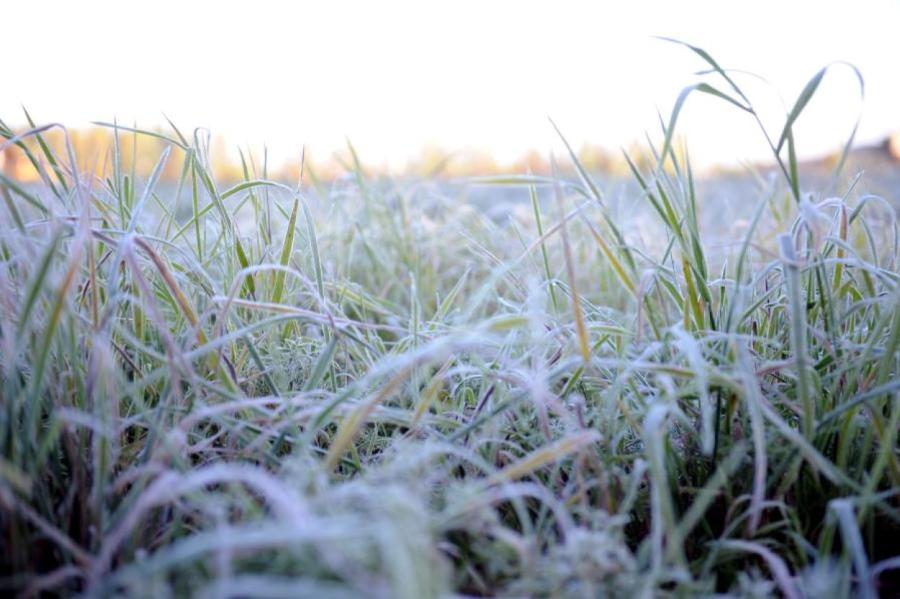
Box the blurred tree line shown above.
[10,122,891,183]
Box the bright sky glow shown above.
[4,0,899,170]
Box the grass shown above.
[1,43,898,597]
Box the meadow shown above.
[1,44,898,597]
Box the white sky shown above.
[3,0,899,170]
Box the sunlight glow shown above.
[4,0,899,171]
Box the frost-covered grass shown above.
[1,44,898,597]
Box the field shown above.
[1,46,899,597]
